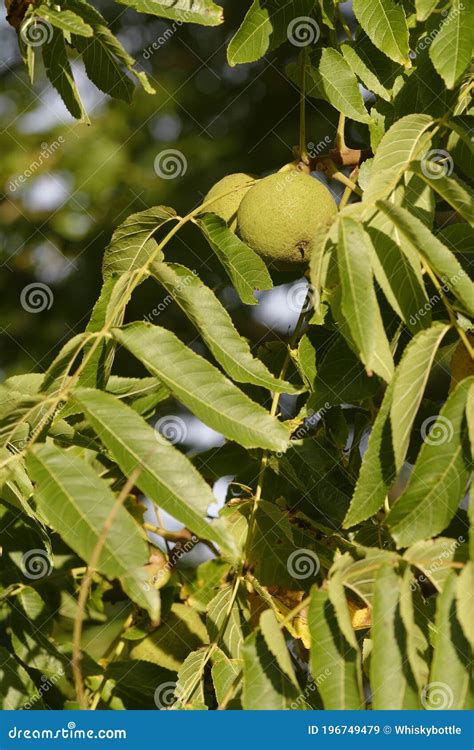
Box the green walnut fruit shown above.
[237,171,337,268]
[203,173,256,231]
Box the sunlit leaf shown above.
[112,322,290,452]
[387,377,473,547]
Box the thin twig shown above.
[72,463,146,709]
[244,290,313,561]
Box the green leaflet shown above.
[410,160,474,225]
[227,0,315,66]
[429,0,473,89]
[337,216,394,382]
[318,48,372,123]
[41,29,88,121]
[212,649,242,707]
[102,206,175,279]
[242,629,300,709]
[468,385,474,561]
[404,537,468,593]
[0,647,43,709]
[352,0,410,65]
[40,333,89,394]
[115,0,223,25]
[367,223,429,332]
[207,584,244,660]
[78,272,135,390]
[437,222,474,256]
[0,449,37,523]
[35,5,93,35]
[456,562,474,649]
[428,571,473,709]
[130,603,209,671]
[105,661,177,709]
[106,375,169,417]
[340,42,392,102]
[198,213,272,305]
[415,0,439,21]
[367,174,432,333]
[112,322,290,452]
[363,114,434,203]
[73,388,237,556]
[377,201,474,316]
[73,33,135,103]
[399,570,430,690]
[259,609,298,687]
[309,589,364,709]
[309,335,379,412]
[370,564,421,708]
[151,262,299,393]
[327,570,359,650]
[26,443,158,616]
[174,648,208,709]
[309,220,336,299]
[330,550,397,608]
[66,0,154,95]
[344,381,396,527]
[387,377,473,547]
[390,323,450,471]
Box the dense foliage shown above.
[1,0,473,711]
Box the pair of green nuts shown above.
[202,170,337,270]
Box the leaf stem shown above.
[72,463,145,709]
[89,613,133,710]
[173,573,242,708]
[335,112,346,152]
[299,49,309,163]
[245,289,313,560]
[422,262,474,357]
[218,581,311,710]
[337,7,352,40]
[339,167,359,209]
